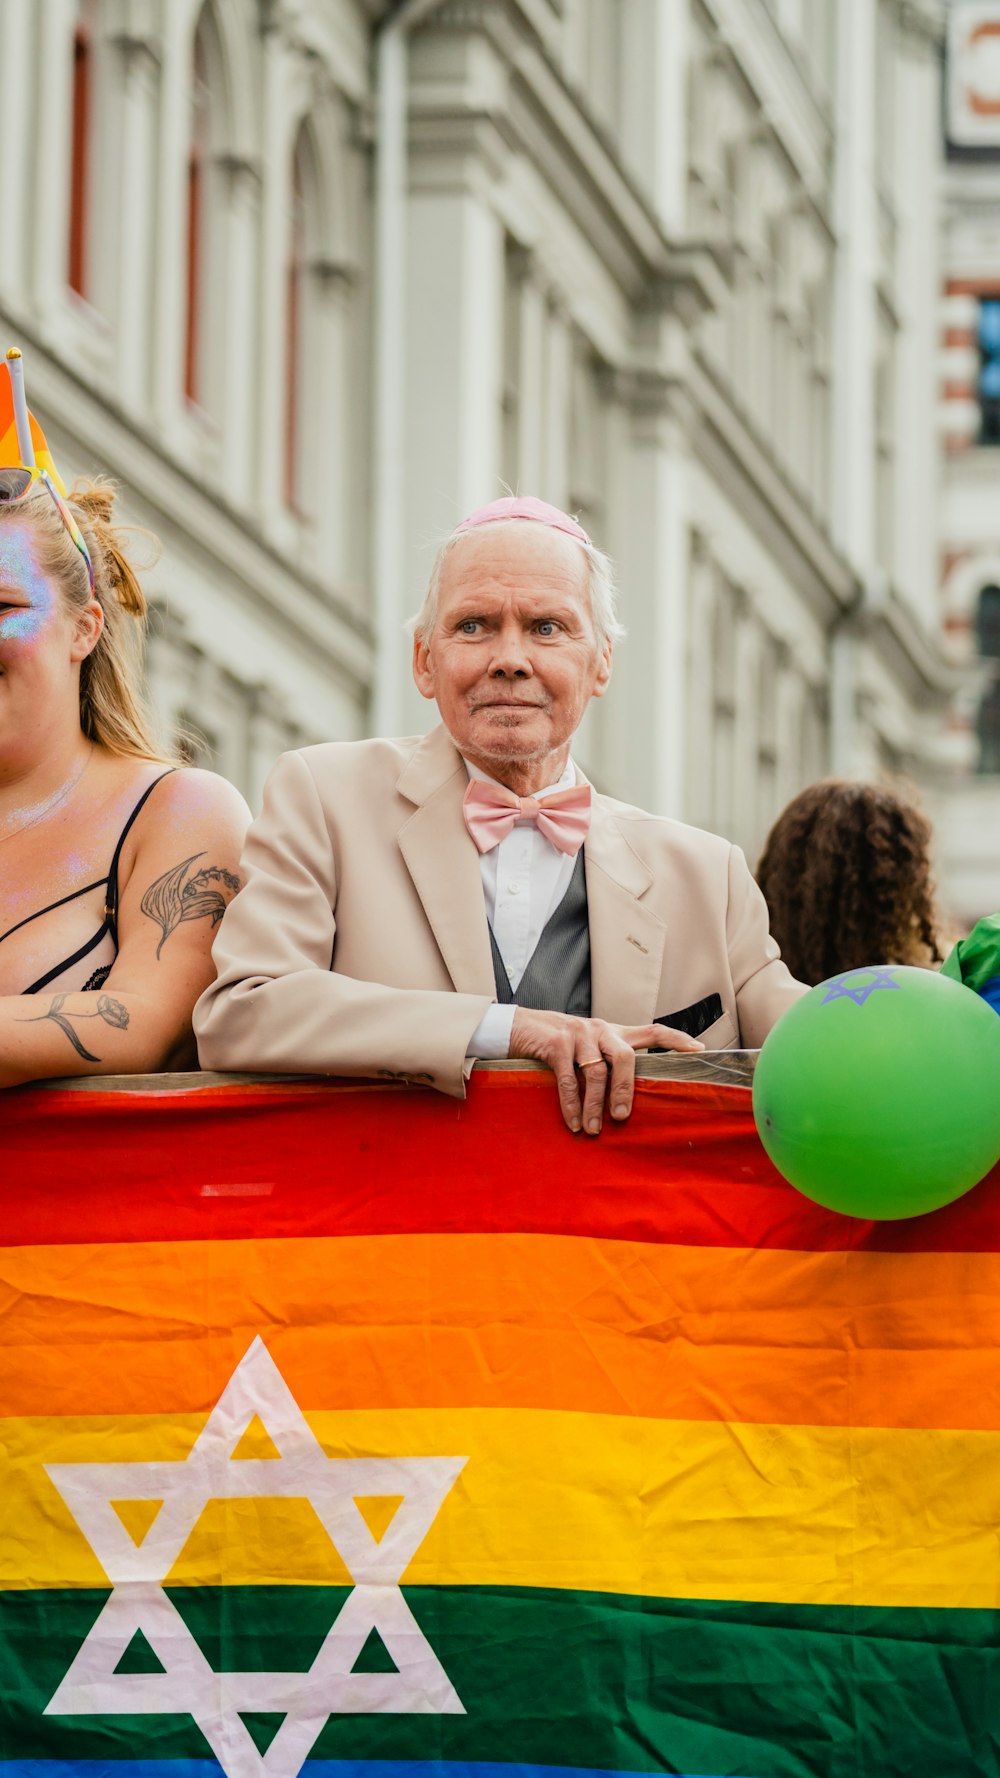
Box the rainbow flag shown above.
[2,1069,1000,1778]
[0,358,67,491]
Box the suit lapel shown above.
[395,732,666,1015]
[396,727,497,996]
[585,794,667,1026]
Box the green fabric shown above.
[112,1627,167,1675]
[4,1584,1000,1776]
[942,912,1000,994]
[238,1713,287,1756]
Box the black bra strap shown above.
[23,921,112,996]
[105,769,176,944]
[0,878,107,949]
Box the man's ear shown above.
[412,632,436,701]
[71,598,104,663]
[592,639,613,699]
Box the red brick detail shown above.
[68,25,90,297]
[946,277,1000,297]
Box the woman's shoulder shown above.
[112,761,251,860]
[145,764,250,823]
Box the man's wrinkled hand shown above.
[508,1007,704,1135]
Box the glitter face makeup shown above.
[0,521,85,769]
[0,525,61,651]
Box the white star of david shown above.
[44,1337,467,1778]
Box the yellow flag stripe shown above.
[4,1405,1000,1609]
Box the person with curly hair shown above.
[754,779,945,988]
[0,347,248,1087]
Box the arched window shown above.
[68,0,97,297]
[976,584,1000,659]
[184,16,213,406]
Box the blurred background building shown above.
[2,0,997,922]
[931,0,1000,921]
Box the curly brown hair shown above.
[755,780,945,987]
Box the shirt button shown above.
[508,882,522,895]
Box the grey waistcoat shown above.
[488,849,592,1016]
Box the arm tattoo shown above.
[140,853,241,959]
[17,992,130,1064]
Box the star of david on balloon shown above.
[43,1338,467,1778]
[821,965,902,1007]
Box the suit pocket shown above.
[655,992,725,1039]
[696,1009,738,1049]
[656,999,737,1048]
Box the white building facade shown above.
[931,0,1000,922]
[1,0,374,810]
[0,0,953,879]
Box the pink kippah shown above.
[456,495,591,544]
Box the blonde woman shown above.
[0,350,248,1086]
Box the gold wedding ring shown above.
[578,1056,606,1067]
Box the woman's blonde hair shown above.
[0,477,175,763]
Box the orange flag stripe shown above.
[3,1229,999,1432]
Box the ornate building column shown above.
[829,0,878,576]
[620,0,689,233]
[218,154,262,505]
[891,3,944,632]
[0,0,34,309]
[394,24,508,729]
[609,366,692,818]
[828,0,878,776]
[109,27,161,411]
[151,0,201,448]
[255,21,291,511]
[32,0,78,330]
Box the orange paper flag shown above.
[1,349,68,493]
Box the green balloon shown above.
[753,964,1000,1219]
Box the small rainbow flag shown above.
[0,352,67,491]
[1,1069,999,1778]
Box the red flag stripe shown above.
[7,1073,1000,1253]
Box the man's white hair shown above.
[408,518,626,647]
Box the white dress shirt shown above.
[464,757,579,1060]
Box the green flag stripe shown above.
[1,1585,999,1777]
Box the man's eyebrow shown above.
[448,602,580,625]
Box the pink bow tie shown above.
[463,779,591,857]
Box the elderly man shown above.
[195,496,803,1133]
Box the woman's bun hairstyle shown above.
[69,480,149,620]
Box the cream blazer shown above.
[194,726,805,1095]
